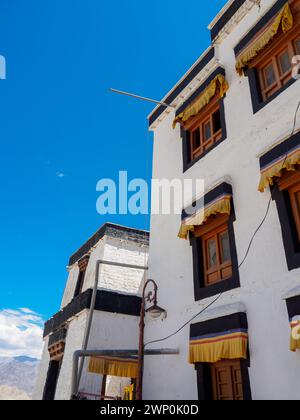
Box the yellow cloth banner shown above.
[236,3,293,75]
[258,146,300,192]
[178,194,231,240]
[88,356,138,379]
[172,74,229,128]
[290,320,300,352]
[189,331,248,364]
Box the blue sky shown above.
[0,0,227,355]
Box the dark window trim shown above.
[190,211,240,302]
[272,184,300,270]
[234,0,288,56]
[43,289,142,337]
[211,0,248,41]
[42,360,62,401]
[192,312,252,401]
[286,294,300,319]
[73,268,87,298]
[246,67,298,114]
[148,48,215,128]
[195,359,252,401]
[182,98,227,173]
[176,67,225,116]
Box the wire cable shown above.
[144,98,300,349]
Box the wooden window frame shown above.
[278,170,300,242]
[184,95,223,163]
[272,166,300,271]
[190,213,240,301]
[251,31,300,101]
[246,0,300,111]
[194,215,233,287]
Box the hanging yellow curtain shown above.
[189,330,248,364]
[290,319,300,352]
[123,384,135,401]
[258,145,300,192]
[173,74,229,128]
[236,3,294,76]
[88,356,138,379]
[178,194,231,240]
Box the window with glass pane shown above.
[264,64,276,87]
[207,238,217,268]
[204,121,212,141]
[192,129,201,150]
[187,99,224,163]
[278,50,291,75]
[213,109,222,133]
[220,231,231,263]
[202,224,233,287]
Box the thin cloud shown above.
[56,171,65,178]
[0,308,44,359]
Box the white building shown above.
[34,223,149,400]
[144,0,300,400]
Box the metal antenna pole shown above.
[109,88,176,109]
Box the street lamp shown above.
[136,279,166,401]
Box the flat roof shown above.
[69,223,149,266]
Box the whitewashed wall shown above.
[35,230,148,400]
[33,337,50,400]
[53,311,140,400]
[61,234,148,308]
[144,0,300,400]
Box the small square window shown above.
[278,50,291,75]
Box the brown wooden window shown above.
[278,170,300,242]
[211,359,244,401]
[195,215,232,287]
[187,97,223,162]
[250,1,300,102]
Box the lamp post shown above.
[136,279,166,401]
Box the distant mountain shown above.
[0,356,40,400]
[0,385,31,401]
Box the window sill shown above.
[246,68,299,114]
[195,275,240,302]
[183,134,227,174]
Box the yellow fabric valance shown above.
[189,330,248,364]
[178,194,231,240]
[173,74,229,128]
[290,320,300,352]
[236,3,294,76]
[258,145,300,192]
[88,356,138,379]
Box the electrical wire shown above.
[144,98,300,349]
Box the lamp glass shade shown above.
[146,305,166,319]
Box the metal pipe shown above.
[71,348,179,398]
[76,260,149,389]
[109,88,176,109]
